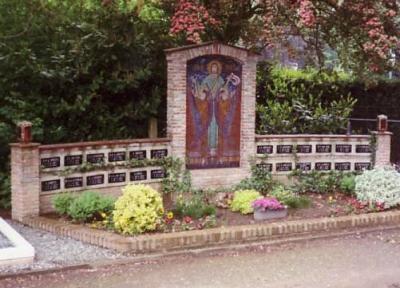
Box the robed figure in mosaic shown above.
[187,56,242,169]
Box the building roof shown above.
[164,41,261,57]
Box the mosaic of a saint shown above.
[186,56,242,169]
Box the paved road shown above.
[3,229,400,288]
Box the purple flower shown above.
[252,197,285,211]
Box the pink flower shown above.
[252,198,285,211]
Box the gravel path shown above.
[0,220,126,275]
[0,232,12,249]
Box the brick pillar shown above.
[11,122,40,221]
[373,115,392,167]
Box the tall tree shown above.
[167,0,400,74]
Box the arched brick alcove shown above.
[165,42,260,188]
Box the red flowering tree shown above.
[169,0,219,43]
[167,0,400,74]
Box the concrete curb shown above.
[0,264,90,281]
[0,218,35,266]
[20,210,400,253]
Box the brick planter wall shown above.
[21,211,400,253]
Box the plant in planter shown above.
[252,197,287,221]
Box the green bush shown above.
[285,196,312,209]
[256,64,356,135]
[53,193,75,215]
[230,189,261,214]
[355,167,400,208]
[172,195,216,219]
[268,185,294,204]
[0,0,173,209]
[113,184,163,235]
[235,164,275,196]
[340,174,356,195]
[290,170,346,194]
[0,172,11,209]
[268,185,311,209]
[68,191,115,222]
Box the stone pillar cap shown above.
[18,121,32,127]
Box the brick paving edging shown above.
[20,211,400,253]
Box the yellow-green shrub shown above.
[230,189,261,214]
[113,184,163,235]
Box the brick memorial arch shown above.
[165,42,260,187]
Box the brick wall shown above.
[255,134,376,175]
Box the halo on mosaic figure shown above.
[207,60,222,75]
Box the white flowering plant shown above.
[355,167,400,209]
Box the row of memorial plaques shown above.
[40,149,168,169]
[41,169,166,192]
[256,144,371,155]
[256,162,371,172]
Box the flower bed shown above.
[47,166,400,237]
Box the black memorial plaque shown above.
[64,155,83,166]
[41,180,61,192]
[335,162,351,171]
[356,145,371,153]
[87,174,104,186]
[336,144,352,153]
[257,145,273,154]
[130,171,147,181]
[296,145,312,153]
[64,177,83,189]
[108,152,126,162]
[108,173,126,183]
[315,162,332,171]
[277,145,293,154]
[151,149,168,159]
[129,150,147,160]
[41,157,60,169]
[296,162,312,171]
[87,153,105,164]
[276,163,292,172]
[355,162,371,171]
[151,169,165,179]
[316,145,332,153]
[256,163,272,172]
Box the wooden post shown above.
[148,117,158,139]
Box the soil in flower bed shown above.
[216,193,354,226]
[42,192,399,236]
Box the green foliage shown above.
[355,167,400,209]
[172,195,216,219]
[113,184,163,235]
[53,193,75,215]
[235,164,275,196]
[268,185,311,209]
[339,174,356,195]
[161,158,192,195]
[0,0,174,208]
[290,170,351,194]
[268,185,294,204]
[67,191,115,222]
[230,189,261,215]
[285,196,312,209]
[256,64,356,134]
[0,173,11,209]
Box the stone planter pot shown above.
[253,208,288,221]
